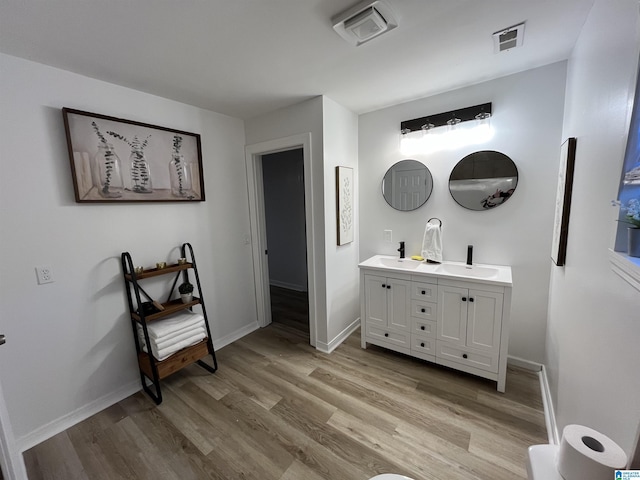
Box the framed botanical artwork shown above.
[62,108,205,202]
[336,166,354,245]
[552,137,577,266]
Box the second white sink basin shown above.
[436,263,499,279]
[378,257,422,270]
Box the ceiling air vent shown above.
[493,22,525,53]
[333,0,398,47]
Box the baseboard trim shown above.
[269,280,308,292]
[507,355,542,372]
[213,322,260,351]
[539,364,559,445]
[316,318,360,354]
[16,379,140,453]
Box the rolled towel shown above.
[421,222,443,263]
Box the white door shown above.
[392,168,428,210]
[437,285,468,346]
[387,278,411,331]
[466,290,503,352]
[364,275,386,328]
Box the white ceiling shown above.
[0,0,594,120]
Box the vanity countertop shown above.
[358,254,512,287]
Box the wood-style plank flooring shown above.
[24,287,546,479]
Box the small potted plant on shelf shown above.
[178,281,194,304]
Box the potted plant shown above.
[178,281,194,303]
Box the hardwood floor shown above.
[24,289,546,480]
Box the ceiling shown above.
[0,0,594,120]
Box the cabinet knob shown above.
[384,333,389,337]
[421,290,426,295]
[420,342,425,348]
[421,308,426,313]
[420,326,425,330]
[387,285,391,289]
[469,297,474,302]
[382,284,386,288]
[462,297,467,302]
[462,353,468,359]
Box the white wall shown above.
[262,149,308,291]
[322,97,360,344]
[359,63,567,363]
[245,96,360,350]
[0,54,257,448]
[547,0,640,454]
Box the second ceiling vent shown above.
[332,0,398,46]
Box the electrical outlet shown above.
[384,229,392,243]
[35,266,54,284]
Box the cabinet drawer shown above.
[411,282,437,301]
[411,336,436,355]
[436,341,499,373]
[410,300,437,321]
[412,318,436,337]
[366,324,410,348]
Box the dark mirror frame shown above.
[382,159,433,211]
[448,150,518,211]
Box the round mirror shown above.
[449,151,518,211]
[382,159,433,211]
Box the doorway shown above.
[245,133,317,347]
[261,149,309,337]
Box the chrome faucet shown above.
[398,241,405,259]
[466,245,473,266]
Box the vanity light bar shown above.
[400,102,492,133]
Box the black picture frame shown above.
[62,108,205,203]
[552,137,577,266]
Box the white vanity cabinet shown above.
[359,255,512,392]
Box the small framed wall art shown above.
[551,137,577,266]
[62,108,205,203]
[336,166,354,245]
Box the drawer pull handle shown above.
[421,290,426,295]
[421,308,426,313]
[420,326,425,330]
[420,342,425,348]
[462,297,467,302]
[462,353,468,359]
[384,333,389,337]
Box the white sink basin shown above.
[436,263,499,279]
[378,257,422,270]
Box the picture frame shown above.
[336,166,354,245]
[62,108,205,203]
[551,137,577,266]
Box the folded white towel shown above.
[421,222,443,263]
[141,330,207,361]
[138,325,206,350]
[143,311,205,340]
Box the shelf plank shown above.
[131,298,201,323]
[138,339,210,380]
[124,263,192,281]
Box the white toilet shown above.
[526,444,563,480]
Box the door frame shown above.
[0,376,24,480]
[245,133,317,347]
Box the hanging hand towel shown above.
[421,222,442,263]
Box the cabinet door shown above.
[364,275,387,327]
[387,277,411,331]
[437,285,468,346]
[466,289,503,352]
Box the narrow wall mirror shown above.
[449,150,518,211]
[382,159,433,211]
